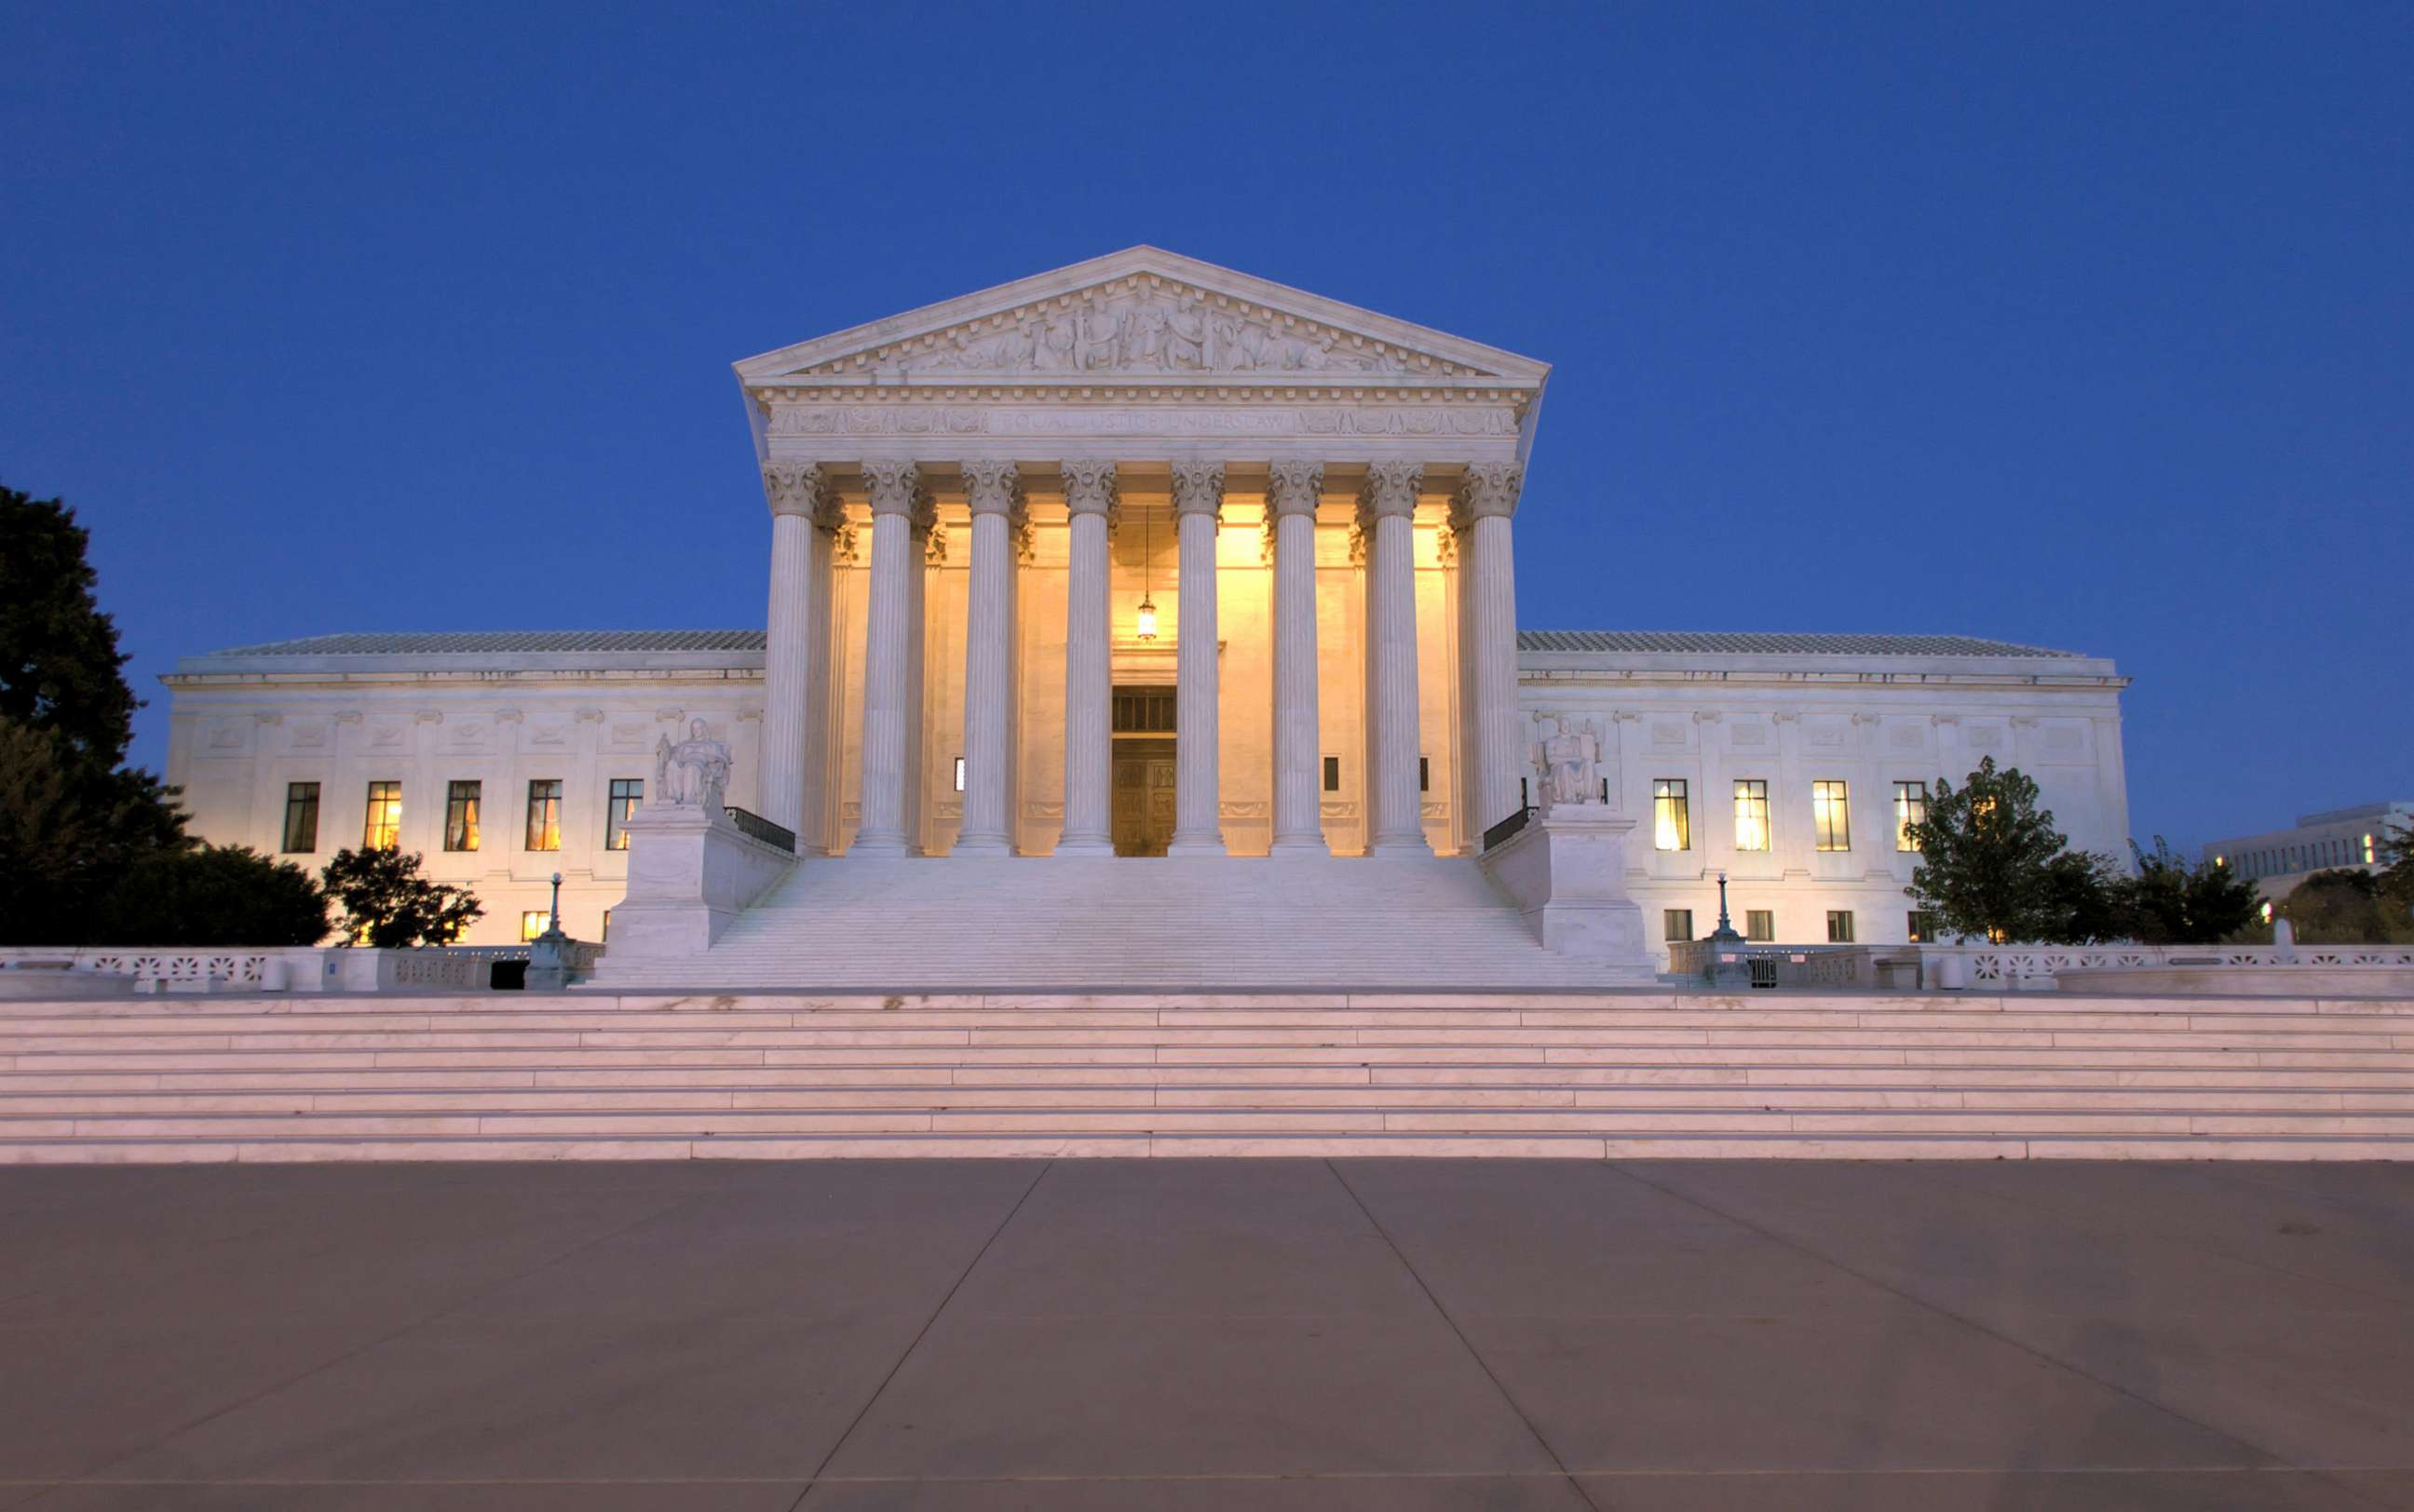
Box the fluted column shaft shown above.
[1167,462,1226,856]
[853,462,926,857]
[1056,460,1118,856]
[1268,462,1328,855]
[1360,463,1430,856]
[1455,464,1525,839]
[956,461,1021,856]
[757,464,822,840]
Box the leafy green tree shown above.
[2044,850,2130,943]
[0,486,191,943]
[2377,820,2414,912]
[321,847,483,948]
[2122,837,2264,944]
[1902,758,2069,941]
[2277,870,2414,945]
[93,844,330,947]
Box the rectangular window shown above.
[1732,779,1770,852]
[1662,909,1694,942]
[600,909,612,944]
[362,781,401,850]
[1653,779,1690,851]
[954,757,967,793]
[525,780,562,851]
[1418,755,1430,793]
[1826,910,1856,943]
[604,778,644,851]
[1893,781,1928,851]
[1908,911,1938,943]
[1813,780,1851,851]
[281,781,320,854]
[521,910,549,942]
[1744,909,1775,942]
[443,780,481,852]
[1322,755,1341,793]
[2365,834,2378,865]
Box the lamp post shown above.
[1705,870,1751,990]
[527,871,573,992]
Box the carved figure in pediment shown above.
[1122,299,1169,367]
[654,717,733,810]
[1035,314,1077,371]
[1076,302,1122,371]
[1165,304,1208,369]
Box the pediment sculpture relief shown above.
[836,285,1446,378]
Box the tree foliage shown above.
[2043,850,2131,944]
[2122,837,2264,945]
[2378,820,2414,912]
[321,847,483,948]
[2277,870,2414,946]
[92,844,331,947]
[1,487,142,765]
[1903,759,2071,941]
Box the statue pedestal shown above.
[600,803,795,967]
[1478,806,1659,984]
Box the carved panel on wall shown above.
[1890,724,1924,749]
[1219,801,1269,820]
[1320,801,1360,820]
[289,719,331,750]
[1967,724,2005,755]
[1730,724,1768,748]
[530,720,570,749]
[1807,722,1847,749]
[1651,723,1686,748]
[1022,802,1065,821]
[2044,726,2085,755]
[367,721,407,752]
[606,721,650,751]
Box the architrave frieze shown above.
[757,400,1529,465]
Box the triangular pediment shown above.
[735,247,1548,386]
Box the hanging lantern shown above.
[1134,509,1159,640]
[1135,592,1159,641]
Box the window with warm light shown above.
[1745,909,1775,942]
[362,781,401,850]
[604,779,644,851]
[1732,779,1770,852]
[281,782,319,854]
[443,780,481,852]
[521,911,549,942]
[1813,780,1851,851]
[954,757,966,793]
[1653,779,1690,851]
[1893,780,1927,851]
[2366,834,2378,864]
[525,780,562,852]
[1662,909,1693,942]
[1826,910,1856,943]
[1908,911,1938,943]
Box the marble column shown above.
[1453,463,1525,841]
[756,462,825,841]
[1167,460,1226,856]
[853,460,926,857]
[1056,459,1118,856]
[1359,462,1430,856]
[955,460,1022,856]
[1267,461,1328,855]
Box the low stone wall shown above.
[0,945,597,994]
[2055,966,2414,998]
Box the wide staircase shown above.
[592,855,1642,990]
[2,988,2411,1162]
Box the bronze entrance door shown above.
[1109,685,1177,857]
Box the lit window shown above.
[601,909,612,943]
[1745,909,1775,942]
[362,781,401,850]
[281,782,320,854]
[954,757,967,793]
[521,911,549,942]
[2364,834,2376,865]
[1732,779,1770,852]
[1907,911,1938,942]
[605,778,644,851]
[2259,901,2272,925]
[1653,779,1690,851]
[1663,909,1694,942]
[1826,910,1856,943]
[1813,780,1851,852]
[525,780,562,851]
[1893,781,1927,852]
[443,780,481,852]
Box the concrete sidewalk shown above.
[1,1159,2410,1509]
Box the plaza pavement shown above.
[1,1158,2410,1509]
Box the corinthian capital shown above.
[1169,459,1226,520]
[1450,463,1524,529]
[862,460,929,522]
[960,459,1024,518]
[1265,461,1325,519]
[1355,461,1425,524]
[1061,458,1119,520]
[761,461,827,520]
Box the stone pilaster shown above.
[852,460,927,856]
[1267,461,1328,855]
[956,460,1022,856]
[1167,460,1226,856]
[1358,462,1430,856]
[1056,459,1119,856]
[1453,463,1524,842]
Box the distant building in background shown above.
[2205,801,2412,900]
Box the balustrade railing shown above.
[1481,806,1536,852]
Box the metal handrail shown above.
[1481,806,1537,852]
[724,806,797,853]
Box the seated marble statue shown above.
[654,718,733,811]
[1529,715,1604,810]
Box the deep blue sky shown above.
[4,3,2406,850]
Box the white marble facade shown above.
[160,249,2134,961]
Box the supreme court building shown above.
[163,249,2133,979]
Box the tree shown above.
[0,487,142,764]
[92,844,331,947]
[2044,850,2130,943]
[2378,819,2414,912]
[2277,870,2414,946]
[2122,838,2264,944]
[1903,758,2070,941]
[321,848,483,948]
